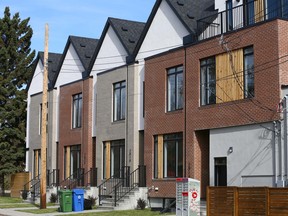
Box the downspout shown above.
[125,65,129,168]
[184,47,187,177]
[284,96,288,185]
[273,121,277,186]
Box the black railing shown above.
[98,165,146,206]
[196,0,288,41]
[113,165,146,206]
[59,168,97,189]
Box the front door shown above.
[214,157,227,186]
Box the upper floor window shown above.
[167,66,183,112]
[113,81,126,121]
[244,46,254,98]
[200,57,216,106]
[226,0,233,30]
[244,0,255,26]
[72,93,82,128]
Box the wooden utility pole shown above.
[40,23,49,209]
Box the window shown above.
[226,0,233,31]
[154,133,183,178]
[266,0,281,19]
[72,93,82,128]
[64,145,81,179]
[244,0,255,26]
[244,47,254,98]
[113,81,126,121]
[200,57,216,105]
[167,66,183,112]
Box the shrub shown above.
[137,198,147,210]
[49,193,58,203]
[22,190,28,200]
[87,195,97,207]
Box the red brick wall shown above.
[144,19,285,199]
[58,77,93,181]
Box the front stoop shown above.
[98,187,148,211]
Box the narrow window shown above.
[113,81,126,121]
[154,136,158,179]
[244,0,255,26]
[167,66,183,112]
[200,57,216,105]
[72,93,82,128]
[163,133,183,178]
[244,47,254,98]
[226,0,233,31]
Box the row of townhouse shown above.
[26,0,288,207]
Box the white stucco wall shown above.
[91,26,128,136]
[210,123,276,187]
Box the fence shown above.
[207,186,288,216]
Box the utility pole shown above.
[40,23,49,209]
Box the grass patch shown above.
[0,203,35,209]
[0,196,23,204]
[18,208,59,214]
[62,209,170,216]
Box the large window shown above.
[244,0,255,26]
[154,133,183,179]
[200,57,216,105]
[72,93,82,128]
[167,66,183,112]
[244,46,254,98]
[113,81,126,121]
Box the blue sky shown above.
[0,0,155,54]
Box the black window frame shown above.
[72,93,82,128]
[200,56,216,106]
[167,65,184,112]
[113,81,126,121]
[243,46,254,99]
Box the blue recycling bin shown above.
[72,188,84,211]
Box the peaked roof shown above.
[27,52,62,92]
[88,17,145,73]
[52,35,99,86]
[132,0,217,60]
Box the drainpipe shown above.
[283,96,288,186]
[184,47,187,177]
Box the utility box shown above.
[176,178,200,216]
[58,190,72,212]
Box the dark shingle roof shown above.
[27,52,62,91]
[88,18,145,73]
[69,36,99,71]
[166,0,216,33]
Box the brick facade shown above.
[58,77,93,181]
[144,19,287,199]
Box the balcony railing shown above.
[196,0,288,41]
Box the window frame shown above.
[200,56,216,106]
[113,81,126,122]
[243,46,254,98]
[72,93,82,129]
[167,65,184,112]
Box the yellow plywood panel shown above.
[10,172,30,198]
[216,49,243,103]
[255,0,264,23]
[158,135,163,179]
[35,150,39,177]
[66,146,70,177]
[105,141,111,179]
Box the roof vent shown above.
[187,12,195,19]
[128,39,135,43]
[177,0,184,6]
[121,26,128,31]
[80,44,86,47]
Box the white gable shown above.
[136,0,189,61]
[28,60,44,96]
[55,43,84,88]
[90,26,127,77]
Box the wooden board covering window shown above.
[216,49,244,103]
[105,141,111,179]
[65,146,71,178]
[34,150,39,177]
[158,135,163,179]
[255,0,264,23]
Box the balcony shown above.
[195,0,288,41]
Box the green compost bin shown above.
[58,190,72,212]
